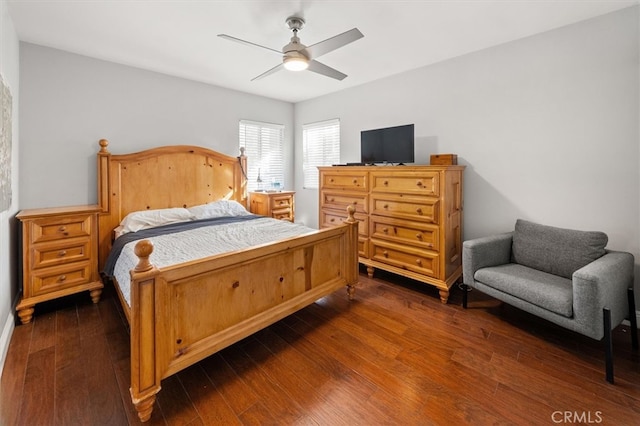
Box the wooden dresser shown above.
[249,191,295,221]
[318,165,464,303]
[16,205,104,324]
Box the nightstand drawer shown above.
[271,195,293,209]
[30,262,93,296]
[30,214,93,243]
[272,207,293,221]
[31,238,91,269]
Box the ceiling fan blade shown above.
[307,60,347,81]
[306,28,364,59]
[218,34,282,55]
[251,63,285,81]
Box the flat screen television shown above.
[361,124,415,165]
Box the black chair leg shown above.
[628,287,638,350]
[462,283,468,309]
[603,308,614,384]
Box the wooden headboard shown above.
[96,139,247,268]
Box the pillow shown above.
[119,207,194,235]
[188,200,251,220]
[511,219,608,279]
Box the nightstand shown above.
[249,191,295,222]
[16,205,104,324]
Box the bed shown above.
[96,139,359,422]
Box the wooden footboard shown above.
[128,209,359,422]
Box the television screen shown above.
[361,124,415,164]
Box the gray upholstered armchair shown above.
[462,219,638,383]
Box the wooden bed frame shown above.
[96,139,359,422]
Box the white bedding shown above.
[113,217,315,307]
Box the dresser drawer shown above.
[320,209,369,237]
[371,195,439,224]
[30,214,93,244]
[370,240,439,278]
[30,261,94,296]
[370,217,439,250]
[320,172,368,191]
[321,191,368,214]
[358,238,368,258]
[371,171,439,196]
[31,238,92,269]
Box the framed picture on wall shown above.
[0,74,12,213]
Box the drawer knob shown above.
[382,227,388,233]
[59,275,67,282]
[352,200,357,205]
[330,198,335,202]
[383,250,389,257]
[58,226,69,235]
[58,250,67,257]
[383,180,389,186]
[416,181,423,187]
[416,259,422,265]
[383,204,389,209]
[416,208,423,214]
[352,179,358,184]
[416,233,423,240]
[330,178,335,183]
[330,218,335,222]
[426,243,433,248]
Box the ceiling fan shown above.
[218,16,364,81]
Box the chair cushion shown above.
[512,219,607,279]
[475,263,573,317]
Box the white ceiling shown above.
[7,0,638,103]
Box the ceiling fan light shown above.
[283,55,309,71]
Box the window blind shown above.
[239,120,285,191]
[303,119,340,189]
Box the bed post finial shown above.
[345,205,357,224]
[133,240,154,272]
[99,139,110,153]
[238,147,248,207]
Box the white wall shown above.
[295,7,640,300]
[19,43,294,209]
[0,0,20,377]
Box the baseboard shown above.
[0,311,15,380]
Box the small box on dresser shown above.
[249,191,295,221]
[430,154,458,165]
[16,205,104,324]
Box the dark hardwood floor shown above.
[2,269,639,425]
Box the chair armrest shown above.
[462,232,513,286]
[572,250,635,337]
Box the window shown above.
[303,119,340,189]
[239,120,285,191]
